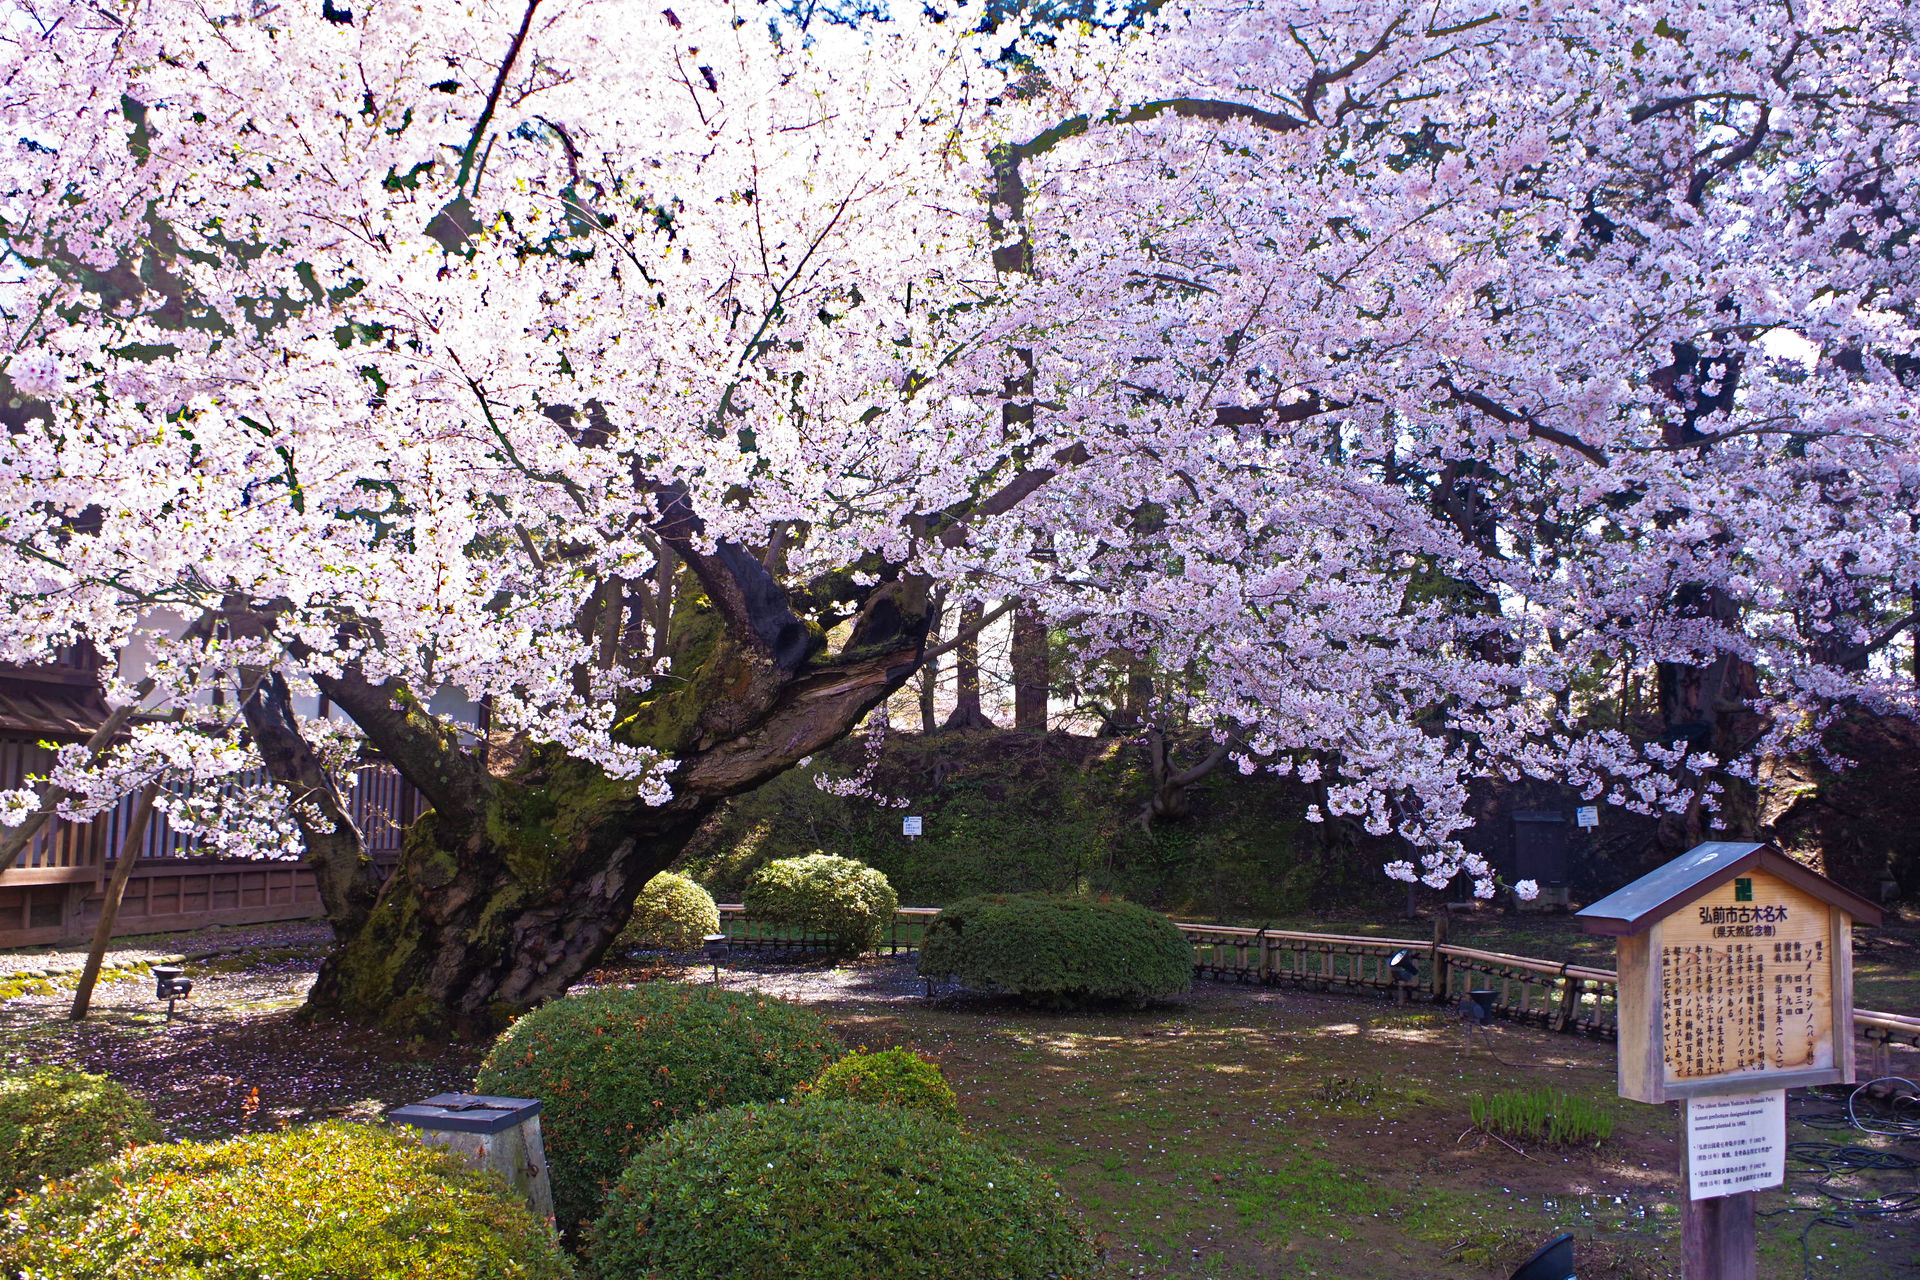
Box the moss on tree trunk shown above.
[307,782,712,1038]
[296,564,936,1038]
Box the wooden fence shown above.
[717,905,1920,1061]
[716,905,939,956]
[1179,923,1622,1036]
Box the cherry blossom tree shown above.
[984,0,1919,871]
[0,0,1913,1033]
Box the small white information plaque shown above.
[1576,805,1599,828]
[902,815,922,837]
[1686,1089,1785,1200]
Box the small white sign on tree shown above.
[902,816,922,838]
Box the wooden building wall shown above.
[0,740,420,947]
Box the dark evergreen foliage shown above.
[918,892,1193,1006]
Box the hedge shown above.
[617,871,720,952]
[0,1066,161,1200]
[587,1100,1094,1280]
[0,1121,573,1279]
[743,853,898,956]
[809,1048,960,1124]
[917,892,1193,1006]
[473,984,840,1234]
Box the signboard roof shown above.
[1576,841,1881,936]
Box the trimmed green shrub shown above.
[617,871,720,951]
[918,892,1193,1006]
[743,852,898,956]
[0,1066,160,1199]
[0,1121,573,1279]
[809,1048,960,1124]
[587,1100,1094,1280]
[474,984,841,1234]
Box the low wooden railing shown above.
[716,905,939,956]
[1178,924,1621,1036]
[1857,1009,1920,1080]
[717,905,1912,1055]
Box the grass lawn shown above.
[804,982,1917,1280]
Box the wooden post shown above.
[1679,1110,1758,1280]
[1552,965,1581,1033]
[1430,911,1450,1003]
[69,783,160,1021]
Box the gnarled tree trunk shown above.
[1137,729,1233,831]
[283,532,935,1039]
[1656,584,1764,851]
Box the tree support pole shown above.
[68,783,160,1021]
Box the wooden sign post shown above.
[1577,842,1880,1280]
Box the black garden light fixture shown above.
[1459,988,1497,1024]
[1387,949,1420,1003]
[1507,1231,1575,1280]
[701,933,731,984]
[152,964,192,1020]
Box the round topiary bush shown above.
[808,1048,960,1124]
[743,852,898,956]
[587,1100,1094,1280]
[0,1065,161,1199]
[0,1120,573,1279]
[617,871,721,952]
[918,892,1193,1007]
[473,984,841,1234]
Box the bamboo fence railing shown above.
[715,905,1920,1058]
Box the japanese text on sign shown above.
[1658,870,1832,1083]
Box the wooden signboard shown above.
[1580,842,1881,1279]
[1579,843,1879,1105]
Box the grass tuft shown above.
[1470,1086,1613,1146]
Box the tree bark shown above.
[1656,585,1763,850]
[296,551,934,1039]
[1011,601,1048,733]
[942,601,995,730]
[1123,654,1153,728]
[240,669,381,937]
[1137,730,1233,830]
[918,629,941,735]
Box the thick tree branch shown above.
[1829,608,1919,670]
[649,481,816,676]
[1438,378,1610,464]
[456,0,545,193]
[240,668,380,935]
[919,597,1016,663]
[1687,103,1773,207]
[312,667,494,825]
[1168,738,1235,788]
